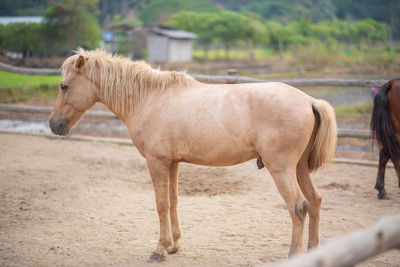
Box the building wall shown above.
[147,34,169,62]
[168,39,192,62]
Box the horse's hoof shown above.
[167,242,180,255]
[377,189,387,199]
[148,252,166,262]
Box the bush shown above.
[0,23,46,57]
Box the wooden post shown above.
[226,69,238,84]
[265,213,400,267]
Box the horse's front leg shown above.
[147,158,173,261]
[375,149,389,199]
[167,162,181,254]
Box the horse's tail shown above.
[370,81,400,162]
[308,99,337,172]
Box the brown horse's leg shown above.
[167,162,181,254]
[147,158,173,261]
[267,163,308,256]
[392,159,400,188]
[375,149,389,199]
[296,157,321,249]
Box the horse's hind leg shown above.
[375,149,389,199]
[392,159,400,188]
[167,162,181,254]
[265,161,308,256]
[296,156,322,249]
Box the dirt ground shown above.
[1,132,400,266]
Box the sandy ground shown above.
[1,132,400,266]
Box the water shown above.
[0,119,51,134]
[0,119,126,134]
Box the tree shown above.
[212,11,251,59]
[265,21,290,58]
[43,0,101,55]
[0,23,46,57]
[139,0,217,26]
[168,11,219,58]
[240,13,268,60]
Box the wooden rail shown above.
[266,213,400,267]
[0,61,387,87]
[0,61,60,76]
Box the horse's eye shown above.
[60,84,68,91]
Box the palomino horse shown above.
[49,49,337,261]
[371,77,400,199]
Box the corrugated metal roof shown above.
[150,26,197,40]
[0,16,43,25]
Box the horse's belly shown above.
[177,140,258,166]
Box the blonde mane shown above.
[61,48,197,116]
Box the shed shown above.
[136,26,197,62]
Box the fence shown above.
[0,61,387,87]
[266,213,400,267]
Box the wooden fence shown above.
[266,213,400,267]
[0,61,387,87]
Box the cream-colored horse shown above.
[50,49,337,261]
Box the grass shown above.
[334,103,373,118]
[0,70,61,88]
[0,70,61,103]
[0,84,58,103]
[193,47,272,60]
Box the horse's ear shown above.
[75,55,87,70]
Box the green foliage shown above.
[43,1,101,54]
[169,10,267,58]
[139,0,217,25]
[112,14,142,28]
[0,0,47,16]
[240,1,302,22]
[0,0,101,57]
[0,23,46,57]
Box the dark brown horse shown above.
[371,78,400,198]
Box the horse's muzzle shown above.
[49,116,69,136]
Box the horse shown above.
[371,77,400,199]
[49,49,337,261]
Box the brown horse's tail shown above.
[308,99,337,172]
[370,81,400,162]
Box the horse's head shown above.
[50,54,98,135]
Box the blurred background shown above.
[0,0,399,159]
